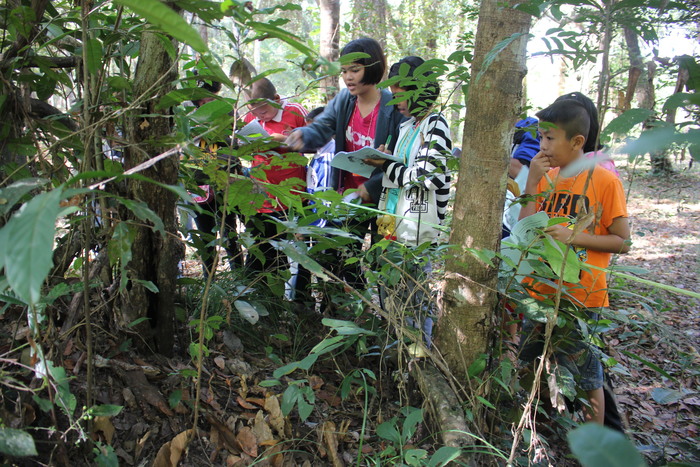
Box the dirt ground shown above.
[604,157,700,465]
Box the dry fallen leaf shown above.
[320,421,344,467]
[152,429,197,467]
[252,410,274,444]
[92,416,115,444]
[139,119,150,130]
[236,426,258,458]
[214,356,226,370]
[237,396,257,410]
[264,394,285,437]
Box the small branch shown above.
[19,55,80,69]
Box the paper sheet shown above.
[236,120,270,141]
[331,147,403,178]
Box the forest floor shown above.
[1,159,698,467]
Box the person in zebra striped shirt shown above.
[364,56,453,348]
[364,56,452,246]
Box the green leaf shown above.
[542,236,582,283]
[321,318,376,336]
[600,109,656,143]
[85,38,103,75]
[621,350,674,379]
[475,33,532,84]
[651,388,692,405]
[0,177,50,216]
[476,396,496,410]
[428,446,462,467]
[621,124,676,157]
[89,404,123,417]
[567,423,647,467]
[467,353,487,378]
[114,0,207,53]
[273,240,330,281]
[119,199,165,234]
[0,428,38,457]
[168,389,182,408]
[133,279,159,293]
[32,395,54,412]
[405,449,428,466]
[402,407,423,441]
[376,421,401,444]
[0,188,62,305]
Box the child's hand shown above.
[363,158,385,167]
[545,224,574,244]
[270,133,287,143]
[529,151,552,182]
[377,144,392,155]
[285,130,304,150]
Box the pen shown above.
[385,134,392,149]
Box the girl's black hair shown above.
[306,107,325,121]
[555,92,601,152]
[388,56,440,117]
[340,38,386,85]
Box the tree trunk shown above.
[318,0,340,101]
[596,0,615,125]
[351,0,387,49]
[435,0,530,381]
[622,26,643,112]
[121,30,182,356]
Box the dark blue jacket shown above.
[298,88,405,202]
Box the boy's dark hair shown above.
[536,99,590,143]
[555,92,601,152]
[244,77,277,101]
[388,56,440,117]
[198,80,222,94]
[306,107,325,121]
[340,38,386,85]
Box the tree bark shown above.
[318,0,340,101]
[596,0,615,125]
[351,0,387,49]
[435,0,530,382]
[121,30,182,356]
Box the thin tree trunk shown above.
[121,30,182,356]
[622,26,643,111]
[351,0,387,49]
[596,0,615,125]
[318,0,340,101]
[436,0,531,382]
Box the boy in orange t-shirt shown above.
[519,99,630,424]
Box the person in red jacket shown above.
[241,78,308,282]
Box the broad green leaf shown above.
[133,279,159,293]
[89,404,123,417]
[402,408,423,441]
[322,318,376,336]
[468,353,487,378]
[273,240,329,281]
[405,449,428,466]
[309,335,347,356]
[542,236,582,283]
[0,428,38,457]
[567,423,647,467]
[1,188,62,305]
[428,446,462,467]
[190,99,234,123]
[376,421,401,444]
[85,38,103,75]
[661,92,700,113]
[476,396,496,410]
[475,33,532,84]
[108,222,135,268]
[118,199,165,234]
[114,0,207,53]
[600,109,655,143]
[233,300,259,324]
[46,361,77,416]
[0,178,50,216]
[651,388,692,405]
[621,124,676,157]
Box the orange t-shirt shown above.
[525,165,628,308]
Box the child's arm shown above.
[519,151,552,219]
[545,216,631,254]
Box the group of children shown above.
[190,36,631,427]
